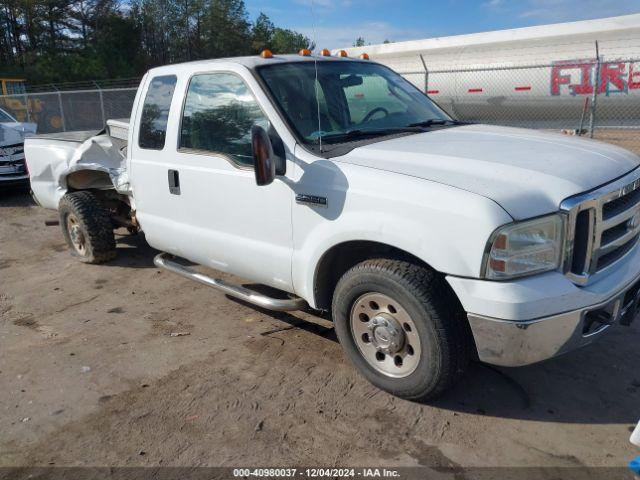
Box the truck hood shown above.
[337,124,640,219]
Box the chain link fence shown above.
[0,87,138,134]
[24,77,141,93]
[1,57,639,155]
[395,55,640,155]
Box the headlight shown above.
[484,214,564,280]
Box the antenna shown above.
[309,0,323,152]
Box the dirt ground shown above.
[593,130,640,156]
[1,189,639,474]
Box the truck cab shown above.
[25,52,640,401]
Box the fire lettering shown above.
[551,64,572,95]
[571,63,594,95]
[629,63,640,90]
[551,59,636,96]
[551,60,594,96]
[598,62,626,94]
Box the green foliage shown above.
[30,53,107,83]
[0,0,312,85]
[201,0,252,58]
[249,12,313,54]
[271,27,313,53]
[251,12,274,53]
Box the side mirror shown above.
[251,125,276,186]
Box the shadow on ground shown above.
[431,341,638,423]
[107,232,159,269]
[0,189,35,207]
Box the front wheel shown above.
[332,259,472,401]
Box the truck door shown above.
[130,71,294,292]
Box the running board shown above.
[153,253,307,312]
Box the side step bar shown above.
[153,253,307,312]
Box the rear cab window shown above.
[138,75,177,150]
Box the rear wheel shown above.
[59,191,116,264]
[332,258,472,401]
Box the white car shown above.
[0,107,37,188]
[24,53,640,400]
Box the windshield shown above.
[0,108,16,123]
[258,61,451,146]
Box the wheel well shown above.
[62,171,136,231]
[313,241,432,311]
[66,170,114,191]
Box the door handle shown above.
[168,169,180,195]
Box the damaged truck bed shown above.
[27,119,130,210]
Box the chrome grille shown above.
[0,143,24,157]
[562,168,640,285]
[0,143,26,177]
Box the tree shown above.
[251,12,274,53]
[249,12,312,54]
[354,36,365,47]
[201,0,252,58]
[92,11,141,78]
[0,0,312,86]
[271,27,312,53]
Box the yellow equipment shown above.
[0,78,63,130]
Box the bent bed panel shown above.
[25,131,129,210]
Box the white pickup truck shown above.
[25,52,640,400]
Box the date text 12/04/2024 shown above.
[232,468,401,478]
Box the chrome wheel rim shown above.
[350,292,421,378]
[66,214,86,255]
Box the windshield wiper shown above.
[407,119,464,128]
[320,126,422,143]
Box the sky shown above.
[244,0,640,49]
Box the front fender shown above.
[290,161,513,308]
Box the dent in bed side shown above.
[26,132,129,209]
[26,138,79,209]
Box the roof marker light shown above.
[260,49,274,58]
[337,50,348,57]
[299,48,311,56]
[359,53,369,60]
[320,49,331,56]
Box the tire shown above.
[59,191,116,264]
[332,258,472,401]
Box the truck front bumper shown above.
[447,246,640,367]
[466,278,640,366]
[0,173,30,188]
